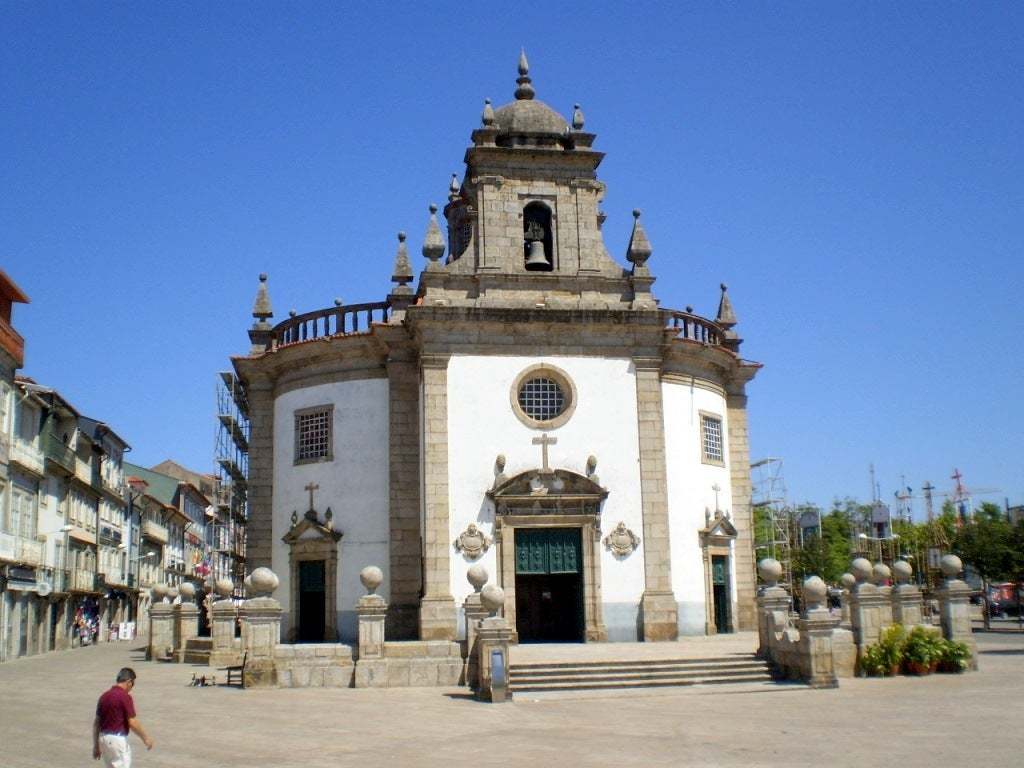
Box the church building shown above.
[232,54,761,645]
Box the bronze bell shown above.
[525,239,549,269]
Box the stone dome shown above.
[493,99,568,135]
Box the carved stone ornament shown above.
[454,523,493,560]
[603,522,640,557]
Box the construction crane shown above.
[949,468,1002,521]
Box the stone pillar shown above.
[356,567,387,660]
[147,600,175,661]
[385,346,423,639]
[847,558,886,656]
[245,378,275,572]
[475,585,513,703]
[755,559,790,660]
[872,563,893,629]
[633,357,677,641]
[209,579,239,667]
[935,555,978,670]
[463,565,490,689]
[419,354,456,640]
[173,582,200,664]
[795,577,840,689]
[891,561,924,627]
[839,572,855,625]
[239,568,283,688]
[725,389,757,631]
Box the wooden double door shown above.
[514,528,584,643]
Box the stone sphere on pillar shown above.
[851,558,873,583]
[892,560,913,584]
[359,565,384,595]
[249,567,280,597]
[802,576,828,609]
[152,583,169,603]
[872,563,892,586]
[940,554,963,579]
[840,573,856,590]
[480,584,505,616]
[167,586,179,601]
[215,578,234,598]
[757,558,783,586]
[466,564,489,593]
[178,582,196,602]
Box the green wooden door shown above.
[515,528,582,575]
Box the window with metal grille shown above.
[701,414,724,464]
[517,377,566,422]
[295,407,332,463]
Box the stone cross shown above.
[532,434,557,474]
[304,482,319,512]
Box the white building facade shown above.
[234,57,761,645]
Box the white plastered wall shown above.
[663,380,734,635]
[272,378,389,641]
[446,355,647,639]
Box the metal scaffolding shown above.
[215,371,249,589]
[751,457,792,592]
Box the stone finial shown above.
[390,231,414,294]
[167,586,179,601]
[178,582,196,603]
[586,455,597,476]
[802,576,827,610]
[249,567,279,597]
[940,554,963,579]
[467,564,488,593]
[152,583,169,603]
[360,565,384,595]
[572,103,585,131]
[715,283,738,328]
[481,583,505,616]
[514,49,535,100]
[482,98,495,127]
[251,273,273,323]
[840,572,856,590]
[892,560,913,584]
[215,578,234,598]
[626,209,652,270]
[421,204,446,268]
[872,562,892,586]
[850,557,873,583]
[448,173,461,203]
[758,558,783,586]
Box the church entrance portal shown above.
[514,528,584,642]
[297,559,326,643]
[712,555,731,633]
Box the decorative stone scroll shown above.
[603,521,640,557]
[454,523,493,560]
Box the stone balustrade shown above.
[272,302,391,348]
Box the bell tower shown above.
[416,52,658,311]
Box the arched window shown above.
[523,202,553,271]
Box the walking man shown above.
[93,667,154,767]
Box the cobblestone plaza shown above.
[1,631,1021,768]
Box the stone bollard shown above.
[238,567,283,688]
[463,565,490,689]
[210,578,240,667]
[935,555,978,670]
[891,561,924,627]
[475,584,513,703]
[356,566,387,660]
[173,582,200,663]
[795,576,841,688]
[755,559,790,660]
[839,572,855,625]
[873,563,894,630]
[147,585,174,661]
[847,558,888,668]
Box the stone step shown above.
[510,665,768,685]
[511,673,776,693]
[510,658,763,676]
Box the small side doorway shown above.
[297,560,326,643]
[711,555,732,634]
[514,528,584,642]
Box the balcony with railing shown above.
[9,439,44,475]
[15,537,44,566]
[42,431,77,473]
[0,315,24,367]
[70,568,97,592]
[142,519,169,545]
[263,301,391,350]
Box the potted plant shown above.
[859,643,888,677]
[878,624,906,676]
[938,639,972,673]
[902,626,941,675]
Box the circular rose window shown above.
[510,364,577,429]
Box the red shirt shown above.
[96,686,136,736]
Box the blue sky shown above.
[3,3,1021,515]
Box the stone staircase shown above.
[182,637,213,665]
[509,653,775,694]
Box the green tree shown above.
[951,502,1022,627]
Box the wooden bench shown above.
[220,651,246,686]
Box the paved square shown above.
[1,632,1021,767]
